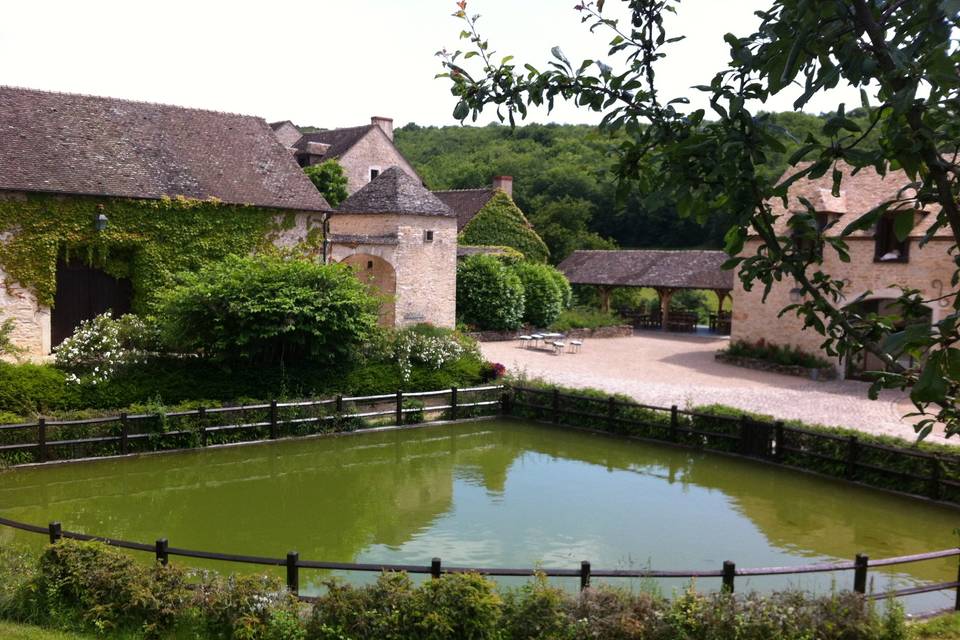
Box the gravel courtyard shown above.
[481,332,954,444]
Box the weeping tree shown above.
[438,0,960,439]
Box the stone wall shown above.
[731,237,954,373]
[339,128,420,195]
[329,213,457,329]
[0,260,49,360]
[714,352,837,381]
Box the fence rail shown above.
[0,515,956,605]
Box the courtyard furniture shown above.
[666,311,698,333]
[569,340,583,354]
[531,334,544,349]
[552,341,566,355]
[518,335,532,348]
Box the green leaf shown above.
[453,101,470,120]
[911,351,947,404]
[893,210,915,242]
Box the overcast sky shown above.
[1,0,864,129]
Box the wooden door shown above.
[51,259,133,347]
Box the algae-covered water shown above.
[0,419,956,610]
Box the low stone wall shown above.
[470,325,633,342]
[715,352,838,381]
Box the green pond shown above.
[0,419,957,611]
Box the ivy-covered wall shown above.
[458,191,549,263]
[0,192,315,314]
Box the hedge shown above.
[456,254,525,331]
[458,191,550,263]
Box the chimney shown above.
[371,116,394,141]
[492,175,513,198]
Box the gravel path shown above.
[480,332,955,445]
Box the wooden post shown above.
[580,560,591,591]
[198,407,207,447]
[336,394,343,414]
[955,550,960,611]
[552,388,560,424]
[853,554,869,594]
[155,538,169,566]
[846,436,859,481]
[500,391,512,416]
[286,552,299,594]
[607,397,616,431]
[670,406,678,441]
[120,412,129,455]
[930,456,943,500]
[722,561,736,592]
[598,286,611,313]
[48,521,62,544]
[37,417,47,463]
[451,387,458,420]
[738,416,749,455]
[431,557,442,579]
[774,421,784,460]
[269,400,278,440]
[396,391,404,426]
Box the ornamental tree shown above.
[439,0,960,439]
[304,159,350,208]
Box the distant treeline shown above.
[395,110,874,263]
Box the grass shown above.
[0,622,94,640]
[912,613,960,639]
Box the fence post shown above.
[955,549,960,611]
[198,407,207,447]
[774,421,784,460]
[846,436,859,481]
[500,391,512,416]
[930,456,943,501]
[431,557,442,579]
[269,400,279,440]
[396,390,404,426]
[722,561,736,592]
[48,521,62,544]
[853,553,869,594]
[120,412,129,455]
[37,417,47,463]
[738,416,749,455]
[450,387,458,421]
[286,551,299,595]
[336,394,343,415]
[607,397,616,431]
[670,406,678,441]
[580,560,591,591]
[155,538,169,566]
[552,388,560,424]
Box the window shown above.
[367,260,374,269]
[369,168,380,181]
[874,215,910,263]
[423,230,434,242]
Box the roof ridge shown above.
[432,187,493,193]
[0,85,263,121]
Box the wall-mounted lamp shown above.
[94,213,108,232]
[789,288,803,303]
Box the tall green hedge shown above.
[456,254,525,331]
[459,192,550,263]
[511,262,565,328]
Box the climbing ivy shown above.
[458,191,550,263]
[0,193,314,310]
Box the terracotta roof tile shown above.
[0,86,329,211]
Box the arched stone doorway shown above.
[844,297,932,380]
[340,253,397,327]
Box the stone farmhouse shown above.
[0,87,459,358]
[731,162,955,378]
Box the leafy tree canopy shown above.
[304,160,349,208]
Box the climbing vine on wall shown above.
[0,193,293,311]
[458,191,550,263]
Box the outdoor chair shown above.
[552,341,565,355]
[531,334,544,348]
[518,335,532,348]
[568,340,582,354]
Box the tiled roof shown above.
[0,86,329,211]
[337,166,455,217]
[558,250,734,290]
[294,125,376,160]
[769,161,946,238]
[433,188,496,231]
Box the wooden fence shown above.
[507,385,960,505]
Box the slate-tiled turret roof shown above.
[0,86,329,211]
[558,250,734,290]
[337,166,455,217]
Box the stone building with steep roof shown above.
[731,162,955,378]
[270,117,421,195]
[329,167,457,328]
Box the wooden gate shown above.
[51,258,133,347]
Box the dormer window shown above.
[369,168,380,181]
[874,215,910,263]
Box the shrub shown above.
[53,313,159,385]
[548,268,573,310]
[456,254,525,331]
[392,325,480,383]
[511,262,565,328]
[723,339,832,369]
[459,191,550,263]
[0,362,74,417]
[304,159,349,208]
[189,572,300,640]
[156,255,380,365]
[548,307,624,332]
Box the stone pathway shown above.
[480,332,955,445]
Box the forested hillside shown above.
[395,110,872,263]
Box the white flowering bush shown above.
[392,325,479,383]
[53,313,160,385]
